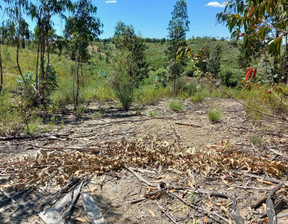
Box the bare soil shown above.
[0,98,287,224]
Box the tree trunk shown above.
[35,42,40,91]
[73,59,77,105]
[16,4,25,84]
[75,59,80,110]
[0,43,3,94]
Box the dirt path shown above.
[0,98,287,223]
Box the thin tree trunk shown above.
[73,58,77,105]
[39,10,46,105]
[16,4,25,84]
[35,42,40,91]
[0,43,3,94]
[75,59,80,110]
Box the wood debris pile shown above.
[1,137,287,189]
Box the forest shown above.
[0,0,288,223]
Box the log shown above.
[82,193,106,224]
[39,182,83,224]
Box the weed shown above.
[169,100,184,112]
[250,133,263,146]
[190,90,209,103]
[206,108,223,123]
[148,110,159,117]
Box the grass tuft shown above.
[169,100,184,112]
[206,108,223,123]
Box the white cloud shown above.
[206,1,227,8]
[105,0,117,3]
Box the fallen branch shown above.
[231,194,245,224]
[82,193,106,224]
[232,171,288,187]
[156,200,178,224]
[266,196,277,224]
[62,181,84,219]
[0,188,16,204]
[252,183,283,210]
[125,166,157,187]
[167,191,230,223]
[0,189,29,207]
[175,122,201,128]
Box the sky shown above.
[96,0,231,39]
[0,0,231,39]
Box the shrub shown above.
[206,108,223,123]
[169,100,184,112]
[190,89,210,103]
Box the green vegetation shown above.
[206,108,223,123]
[0,0,287,136]
[169,100,184,112]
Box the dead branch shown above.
[252,183,283,209]
[232,194,245,224]
[232,171,288,187]
[0,188,16,204]
[166,191,230,223]
[0,132,71,141]
[266,196,277,224]
[30,144,104,153]
[125,166,158,187]
[0,189,29,207]
[62,181,84,219]
[175,122,201,128]
[82,193,107,224]
[156,200,178,224]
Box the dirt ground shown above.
[0,98,287,224]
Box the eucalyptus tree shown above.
[217,0,288,82]
[110,21,147,110]
[4,0,30,84]
[64,0,102,110]
[112,21,147,85]
[167,0,190,95]
[29,0,73,106]
[167,0,190,60]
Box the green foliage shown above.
[190,89,210,103]
[168,61,183,95]
[207,43,221,76]
[169,100,184,112]
[148,110,159,117]
[135,85,169,105]
[220,70,238,87]
[217,0,288,83]
[250,133,263,146]
[206,108,223,123]
[110,51,136,110]
[167,0,190,60]
[112,21,148,84]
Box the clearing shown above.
[0,98,287,224]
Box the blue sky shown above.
[0,0,231,39]
[97,0,231,39]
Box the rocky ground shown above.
[0,98,287,224]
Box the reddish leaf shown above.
[252,68,257,79]
[248,6,255,17]
[245,68,253,81]
[239,32,246,37]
